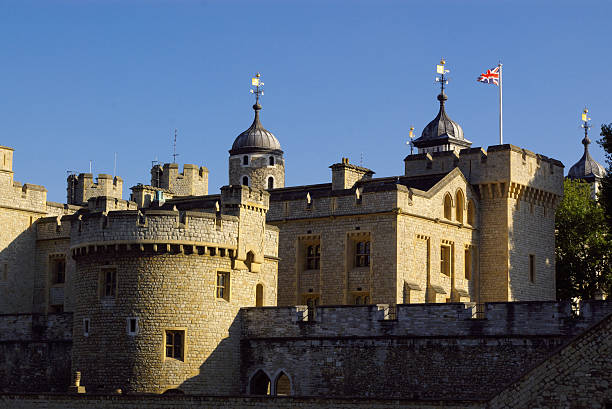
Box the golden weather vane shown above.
[406,126,416,155]
[581,107,591,139]
[250,73,264,105]
[435,58,450,94]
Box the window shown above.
[467,200,475,225]
[165,330,185,361]
[529,254,535,283]
[275,372,291,396]
[216,271,230,301]
[443,194,452,220]
[355,241,370,267]
[306,192,312,209]
[455,190,464,223]
[250,370,271,395]
[83,318,90,337]
[127,318,138,335]
[441,245,451,276]
[245,251,255,272]
[1,263,7,282]
[100,268,117,298]
[306,245,320,270]
[464,248,472,280]
[50,257,66,284]
[269,156,274,166]
[267,176,274,190]
[302,294,320,321]
[353,293,370,304]
[355,188,363,205]
[255,284,264,307]
[242,176,249,186]
[243,155,249,165]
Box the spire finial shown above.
[172,129,179,163]
[250,72,264,111]
[406,126,416,154]
[435,58,450,99]
[581,107,592,148]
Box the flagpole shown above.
[498,62,503,144]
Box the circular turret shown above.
[228,103,285,190]
[567,135,606,182]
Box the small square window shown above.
[83,318,90,337]
[216,272,230,301]
[127,317,139,336]
[165,329,185,361]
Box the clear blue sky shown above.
[1,0,610,203]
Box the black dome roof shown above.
[230,104,282,155]
[568,135,607,181]
[413,93,471,149]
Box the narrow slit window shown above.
[529,254,535,283]
[216,271,230,301]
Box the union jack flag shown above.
[477,66,500,86]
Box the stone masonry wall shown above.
[0,313,72,393]
[241,301,612,400]
[229,154,285,190]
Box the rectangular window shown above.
[1,263,7,282]
[355,241,370,267]
[83,318,90,337]
[127,318,139,336]
[216,272,230,301]
[464,248,472,280]
[441,245,451,276]
[529,254,535,283]
[100,268,117,298]
[50,257,66,284]
[165,329,185,361]
[306,244,321,270]
[302,295,320,321]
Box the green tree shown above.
[555,178,612,300]
[597,123,612,229]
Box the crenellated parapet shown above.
[243,300,612,340]
[150,163,209,197]
[67,173,123,206]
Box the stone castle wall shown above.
[241,301,612,400]
[0,313,72,393]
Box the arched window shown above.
[249,370,271,395]
[467,200,475,225]
[455,190,464,223]
[443,194,452,220]
[243,155,249,165]
[269,156,275,166]
[246,251,255,272]
[242,176,249,186]
[267,176,274,190]
[255,283,263,307]
[275,372,291,396]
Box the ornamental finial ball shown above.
[440,58,445,65]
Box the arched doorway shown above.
[275,372,291,396]
[249,370,271,395]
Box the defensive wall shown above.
[240,300,612,400]
[66,174,123,206]
[150,163,209,197]
[0,313,72,393]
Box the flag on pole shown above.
[477,66,500,86]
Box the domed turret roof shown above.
[568,135,607,182]
[230,104,282,155]
[413,93,471,150]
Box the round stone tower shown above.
[69,194,278,394]
[229,101,285,190]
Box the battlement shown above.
[404,144,564,196]
[330,157,375,190]
[221,184,270,212]
[66,173,123,206]
[242,300,612,339]
[69,209,240,256]
[0,145,14,173]
[150,163,209,197]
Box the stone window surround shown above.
[48,255,66,285]
[440,240,454,277]
[241,175,250,187]
[267,175,275,190]
[347,231,372,270]
[126,317,139,336]
[163,328,187,362]
[529,254,536,283]
[98,266,118,299]
[216,271,231,301]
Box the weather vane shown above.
[406,126,416,155]
[250,73,264,105]
[435,58,450,94]
[581,107,591,139]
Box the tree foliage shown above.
[597,123,612,230]
[555,178,612,300]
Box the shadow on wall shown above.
[176,313,243,395]
[0,224,37,314]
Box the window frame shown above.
[99,267,118,299]
[441,245,452,276]
[163,328,186,361]
[464,247,472,280]
[529,254,536,283]
[242,155,249,166]
[267,176,274,190]
[355,240,371,268]
[305,244,321,270]
[127,317,139,336]
[216,271,230,301]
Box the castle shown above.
[1,76,611,408]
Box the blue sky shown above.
[1,0,610,202]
